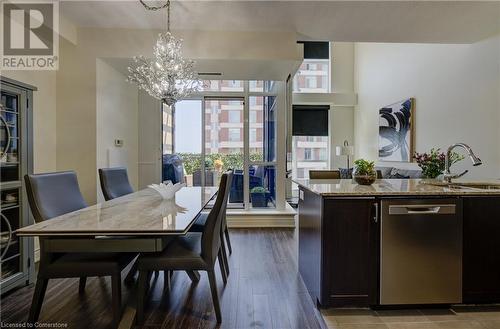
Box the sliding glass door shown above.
[203,97,245,207]
[162,80,283,210]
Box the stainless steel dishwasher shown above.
[380,198,462,305]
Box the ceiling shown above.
[61,1,500,43]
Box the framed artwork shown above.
[378,98,415,162]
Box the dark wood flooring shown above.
[1,228,325,329]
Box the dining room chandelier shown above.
[127,0,202,106]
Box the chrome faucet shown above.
[443,143,482,183]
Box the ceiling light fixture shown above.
[127,0,202,106]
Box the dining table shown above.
[15,186,219,329]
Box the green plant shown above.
[414,148,464,179]
[353,159,375,175]
[250,186,267,193]
[177,153,262,175]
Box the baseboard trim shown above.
[227,214,296,228]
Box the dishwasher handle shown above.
[388,204,456,215]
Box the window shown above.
[293,41,330,93]
[228,110,239,123]
[250,111,257,123]
[250,128,257,142]
[304,148,312,160]
[306,76,317,89]
[292,135,329,180]
[228,128,240,142]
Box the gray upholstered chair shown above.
[98,167,134,201]
[309,170,341,179]
[24,171,136,327]
[136,171,233,324]
[190,173,233,278]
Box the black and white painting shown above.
[378,98,414,162]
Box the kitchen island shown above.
[294,178,500,309]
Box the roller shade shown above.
[297,41,329,59]
[292,105,330,136]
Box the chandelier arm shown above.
[139,0,169,11]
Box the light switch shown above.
[114,139,124,147]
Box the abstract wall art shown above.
[378,98,415,162]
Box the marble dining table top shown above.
[16,186,218,236]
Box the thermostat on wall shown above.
[115,139,124,147]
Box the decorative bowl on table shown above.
[148,182,186,200]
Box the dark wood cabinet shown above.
[299,188,500,309]
[298,187,378,307]
[322,198,378,307]
[298,188,323,307]
[462,196,500,303]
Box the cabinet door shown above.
[298,187,323,306]
[463,196,500,303]
[322,198,378,307]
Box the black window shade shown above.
[297,41,329,60]
[292,105,330,136]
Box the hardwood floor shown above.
[0,228,325,329]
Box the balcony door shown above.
[203,97,245,207]
[161,80,284,210]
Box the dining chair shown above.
[24,171,136,328]
[136,170,233,324]
[309,170,341,179]
[98,167,134,201]
[189,170,233,277]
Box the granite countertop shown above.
[292,178,500,196]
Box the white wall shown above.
[138,90,162,189]
[96,59,139,202]
[354,35,500,179]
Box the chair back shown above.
[98,167,134,201]
[201,170,233,265]
[309,170,340,179]
[24,171,87,222]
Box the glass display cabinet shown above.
[1,77,35,295]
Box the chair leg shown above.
[163,270,171,292]
[207,270,222,323]
[217,250,227,284]
[124,260,138,284]
[78,277,87,294]
[220,234,230,276]
[224,225,232,255]
[186,270,200,283]
[111,274,122,328]
[137,270,148,325]
[28,277,49,323]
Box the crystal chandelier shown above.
[127,0,202,106]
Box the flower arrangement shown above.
[214,158,224,172]
[413,148,464,179]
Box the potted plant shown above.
[352,159,377,185]
[250,186,268,208]
[414,148,464,179]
